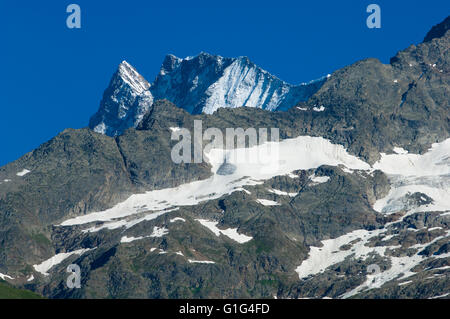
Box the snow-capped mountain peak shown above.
[159,54,183,76]
[89,53,327,136]
[118,60,150,94]
[89,60,153,136]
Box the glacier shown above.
[59,135,372,227]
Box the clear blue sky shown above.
[0,0,448,166]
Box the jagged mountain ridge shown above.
[89,52,327,136]
[0,16,448,299]
[424,15,450,42]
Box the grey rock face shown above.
[424,16,450,42]
[0,16,449,299]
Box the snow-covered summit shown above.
[118,61,150,94]
[89,53,327,136]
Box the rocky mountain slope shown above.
[0,16,448,299]
[89,53,326,136]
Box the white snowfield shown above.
[341,230,450,298]
[0,272,14,280]
[309,174,330,185]
[188,259,216,264]
[120,226,169,243]
[119,227,169,243]
[59,136,449,232]
[372,139,450,217]
[373,139,450,176]
[295,138,450,297]
[33,248,93,276]
[312,106,325,112]
[80,208,178,233]
[196,219,253,244]
[398,280,412,286]
[149,226,169,237]
[16,169,31,177]
[295,228,387,279]
[146,247,216,264]
[267,188,297,197]
[256,199,280,206]
[120,236,145,243]
[373,183,450,216]
[430,293,450,299]
[170,217,186,223]
[295,226,450,298]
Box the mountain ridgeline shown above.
[0,16,448,299]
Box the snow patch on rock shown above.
[196,219,252,243]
